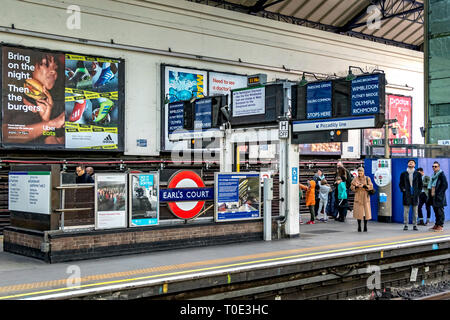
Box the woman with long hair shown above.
[351,167,374,232]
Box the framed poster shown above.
[215,172,261,222]
[95,173,127,230]
[1,44,125,151]
[162,65,208,151]
[129,173,159,227]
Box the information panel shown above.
[95,173,127,230]
[129,173,159,227]
[215,172,261,222]
[8,171,51,214]
[232,86,265,117]
[306,81,332,119]
[351,74,381,115]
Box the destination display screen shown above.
[306,81,332,119]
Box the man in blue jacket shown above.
[399,160,422,231]
[428,161,448,232]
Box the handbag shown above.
[366,177,376,195]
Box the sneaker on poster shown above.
[94,66,115,88]
[69,100,87,122]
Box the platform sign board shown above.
[194,98,212,129]
[232,86,265,117]
[230,84,284,127]
[292,74,385,133]
[167,101,186,134]
[95,173,127,230]
[351,74,382,115]
[8,171,51,214]
[215,172,261,222]
[306,81,332,119]
[129,173,159,227]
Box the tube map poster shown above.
[1,44,124,151]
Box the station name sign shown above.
[160,188,214,202]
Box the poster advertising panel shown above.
[387,95,412,153]
[95,173,127,230]
[363,95,412,155]
[209,72,247,101]
[129,173,159,227]
[64,53,123,150]
[162,65,208,151]
[1,44,124,151]
[8,171,51,214]
[2,46,66,148]
[299,143,342,155]
[215,172,261,222]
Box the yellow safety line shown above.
[0,233,448,300]
[0,232,433,294]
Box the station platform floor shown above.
[0,213,449,300]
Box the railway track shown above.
[68,246,449,300]
[417,291,450,300]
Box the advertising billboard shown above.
[215,172,261,222]
[162,65,208,151]
[363,95,412,155]
[161,65,248,151]
[1,44,124,151]
[209,72,247,100]
[129,173,159,227]
[95,173,127,230]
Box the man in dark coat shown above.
[428,161,448,232]
[75,165,94,184]
[399,159,422,231]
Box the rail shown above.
[55,184,95,231]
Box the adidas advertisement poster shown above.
[0,44,124,151]
[64,54,122,150]
[1,46,66,148]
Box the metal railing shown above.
[55,184,94,231]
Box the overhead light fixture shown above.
[299,71,319,86]
[372,68,385,74]
[345,66,368,81]
[386,83,414,91]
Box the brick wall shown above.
[4,220,264,263]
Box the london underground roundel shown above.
[164,170,213,219]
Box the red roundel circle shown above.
[167,170,206,220]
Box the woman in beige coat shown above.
[351,167,374,232]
